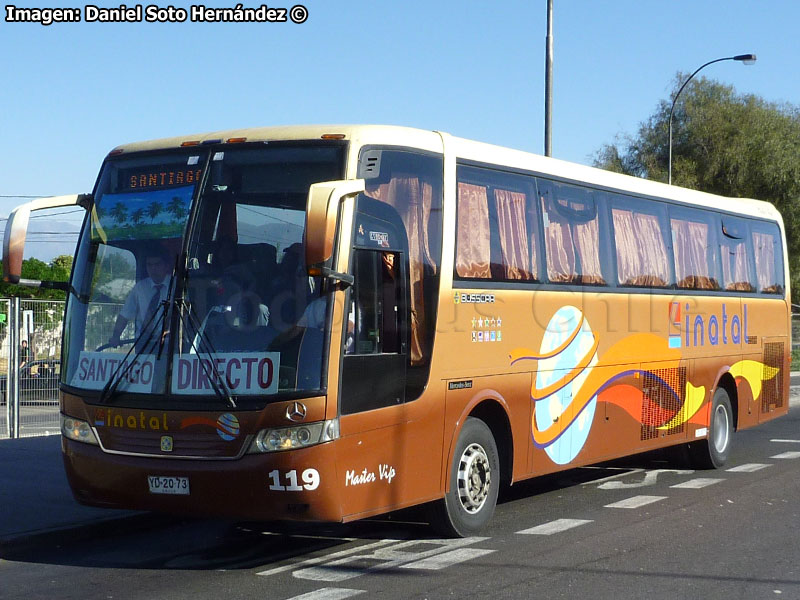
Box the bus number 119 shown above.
[268,468,320,491]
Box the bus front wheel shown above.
[689,387,733,469]
[429,417,499,537]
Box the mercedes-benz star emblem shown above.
[286,402,307,422]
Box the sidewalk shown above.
[0,435,141,544]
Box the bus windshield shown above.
[62,144,344,406]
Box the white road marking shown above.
[770,451,800,459]
[291,537,490,582]
[770,439,800,443]
[284,589,365,600]
[580,467,645,486]
[598,469,694,490]
[257,539,397,578]
[516,518,594,535]
[670,478,724,489]
[400,548,496,570]
[727,463,772,473]
[604,495,666,509]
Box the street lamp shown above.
[668,53,756,184]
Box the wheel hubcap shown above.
[457,443,491,514]
[712,404,730,454]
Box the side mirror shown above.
[2,193,91,285]
[304,179,365,283]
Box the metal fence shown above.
[1,298,64,439]
[793,311,800,350]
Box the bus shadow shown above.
[0,511,438,571]
[0,447,695,571]
[499,444,693,505]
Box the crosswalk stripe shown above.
[256,539,396,578]
[290,537,489,582]
[604,495,666,509]
[770,451,800,459]
[516,518,593,535]
[726,463,771,472]
[284,589,365,600]
[670,478,723,489]
[400,548,496,570]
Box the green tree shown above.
[50,254,74,281]
[0,256,73,299]
[594,75,800,300]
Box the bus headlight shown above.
[61,415,100,446]
[249,418,339,453]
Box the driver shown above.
[108,249,172,349]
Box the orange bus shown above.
[3,125,790,536]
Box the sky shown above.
[2,0,799,260]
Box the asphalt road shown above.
[1,405,799,600]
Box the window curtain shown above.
[366,176,436,364]
[495,189,534,280]
[672,219,715,289]
[542,194,604,285]
[541,196,576,282]
[613,209,669,286]
[752,231,777,292]
[721,240,751,291]
[573,218,604,285]
[456,183,491,279]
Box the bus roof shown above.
[110,124,782,224]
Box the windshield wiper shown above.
[177,299,237,409]
[98,298,169,404]
[99,257,179,404]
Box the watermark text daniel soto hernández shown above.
[4,4,309,25]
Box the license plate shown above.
[148,475,190,495]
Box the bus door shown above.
[334,198,433,517]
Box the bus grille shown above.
[97,429,247,458]
[641,367,686,441]
[761,342,784,413]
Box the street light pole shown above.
[668,53,756,185]
[544,0,553,157]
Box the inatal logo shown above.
[668,301,749,348]
[668,302,682,348]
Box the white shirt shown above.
[297,298,327,329]
[120,277,170,336]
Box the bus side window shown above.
[670,208,721,291]
[751,223,784,294]
[720,217,755,292]
[348,250,401,355]
[538,179,607,286]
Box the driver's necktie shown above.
[147,284,163,318]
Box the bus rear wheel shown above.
[689,387,733,469]
[429,417,499,537]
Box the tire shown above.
[429,417,500,537]
[689,387,733,469]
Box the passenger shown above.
[197,290,275,352]
[213,237,257,292]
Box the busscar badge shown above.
[160,436,174,452]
